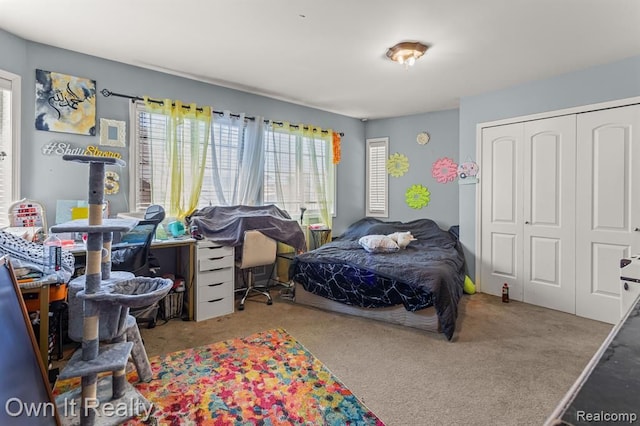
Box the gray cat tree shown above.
[52,155,172,426]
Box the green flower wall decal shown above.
[405,184,431,209]
[386,153,409,177]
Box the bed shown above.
[290,218,466,340]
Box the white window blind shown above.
[0,71,20,228]
[130,101,224,212]
[366,137,388,217]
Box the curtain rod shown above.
[100,89,344,137]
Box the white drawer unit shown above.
[195,240,234,321]
[620,254,640,319]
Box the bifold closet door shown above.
[576,104,640,324]
[521,116,576,314]
[481,117,576,313]
[480,123,524,300]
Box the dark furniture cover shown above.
[188,205,306,252]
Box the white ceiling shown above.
[1,0,639,120]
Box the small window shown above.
[366,137,388,217]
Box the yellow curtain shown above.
[144,97,212,220]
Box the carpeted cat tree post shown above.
[53,155,171,426]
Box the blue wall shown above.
[459,55,640,279]
[365,109,460,229]
[0,29,365,234]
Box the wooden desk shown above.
[70,237,197,320]
[19,277,58,366]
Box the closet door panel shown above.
[522,116,576,313]
[576,104,640,324]
[593,127,628,229]
[481,124,523,300]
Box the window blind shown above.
[366,137,388,217]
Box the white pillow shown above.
[358,235,399,253]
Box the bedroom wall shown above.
[364,109,460,230]
[459,54,640,280]
[0,29,366,236]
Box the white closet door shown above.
[481,123,524,300]
[522,116,576,313]
[576,104,640,324]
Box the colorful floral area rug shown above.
[54,328,384,425]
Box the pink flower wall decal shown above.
[432,157,458,183]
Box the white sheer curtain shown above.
[210,112,265,205]
[263,122,334,228]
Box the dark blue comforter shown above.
[291,218,466,340]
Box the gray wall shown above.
[5,28,640,278]
[0,29,365,235]
[459,55,640,279]
[365,109,460,230]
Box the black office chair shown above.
[111,205,165,276]
[111,205,166,327]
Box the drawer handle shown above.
[206,267,230,272]
[207,282,224,287]
[207,297,224,303]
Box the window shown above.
[366,137,388,217]
[130,101,231,212]
[131,102,335,221]
[263,128,335,222]
[204,118,241,206]
[0,70,21,228]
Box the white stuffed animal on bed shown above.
[386,231,417,249]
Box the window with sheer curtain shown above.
[263,127,334,224]
[130,101,215,213]
[0,71,20,228]
[130,102,335,222]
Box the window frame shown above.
[365,137,389,217]
[0,70,21,227]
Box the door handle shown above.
[634,227,640,232]
[525,221,530,225]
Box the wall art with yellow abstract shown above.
[35,69,96,136]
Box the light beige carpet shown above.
[137,292,610,426]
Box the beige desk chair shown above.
[236,230,277,311]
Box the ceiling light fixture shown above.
[386,41,429,69]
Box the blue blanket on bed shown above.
[291,218,466,340]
